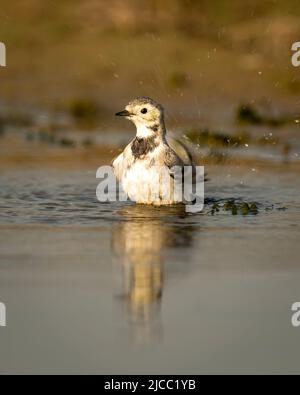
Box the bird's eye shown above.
[141,108,147,114]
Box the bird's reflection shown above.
[111,204,194,342]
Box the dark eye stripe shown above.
[141,108,147,114]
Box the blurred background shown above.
[0,0,300,167]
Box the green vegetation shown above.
[185,128,250,148]
[184,123,287,156]
[236,104,292,127]
[210,200,259,215]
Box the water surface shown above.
[0,167,299,374]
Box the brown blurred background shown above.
[0,0,300,167]
[1,1,300,112]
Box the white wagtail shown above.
[113,97,195,205]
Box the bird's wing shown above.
[163,144,200,187]
[167,137,194,166]
[163,146,185,181]
[112,143,135,181]
[112,152,124,182]
[167,137,208,182]
[163,146,184,168]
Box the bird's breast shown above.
[120,159,182,205]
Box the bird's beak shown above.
[115,110,131,117]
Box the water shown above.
[0,167,300,374]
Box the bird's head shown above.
[116,97,165,138]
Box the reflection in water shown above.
[112,204,194,342]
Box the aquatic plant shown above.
[210,200,259,215]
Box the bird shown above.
[113,97,196,205]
